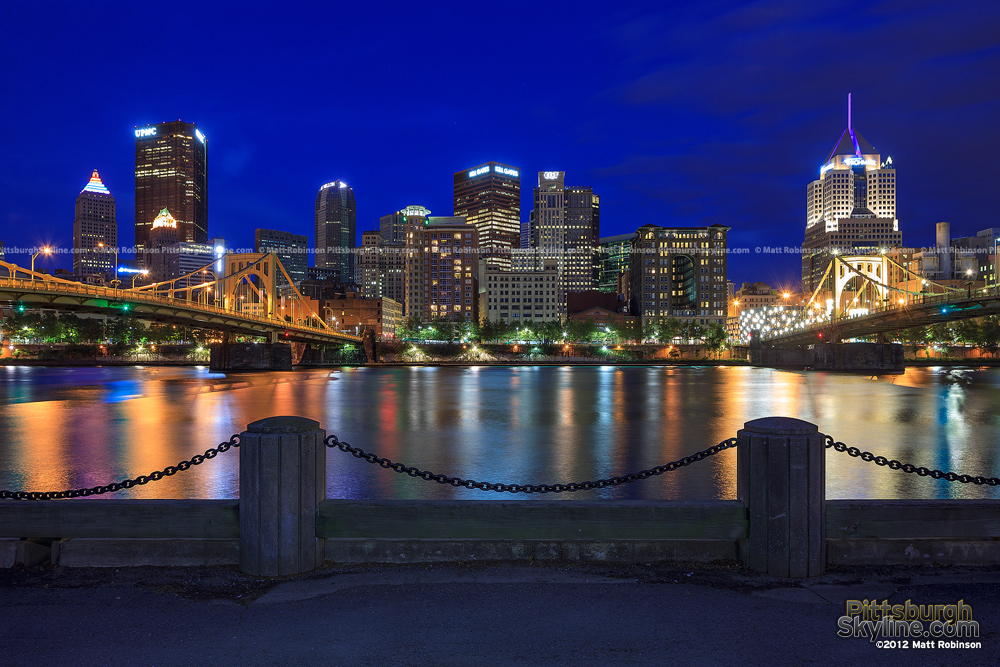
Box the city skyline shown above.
[2,2,998,290]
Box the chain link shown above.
[325,434,737,493]
[0,435,242,500]
[824,435,1000,486]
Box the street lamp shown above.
[97,242,117,285]
[132,269,149,288]
[30,246,52,283]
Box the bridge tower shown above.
[831,255,890,318]
[219,253,278,319]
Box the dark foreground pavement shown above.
[1,561,997,666]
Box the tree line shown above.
[396,317,729,352]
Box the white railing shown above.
[763,286,1000,341]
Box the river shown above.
[1,364,998,501]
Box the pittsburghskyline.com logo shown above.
[837,599,981,650]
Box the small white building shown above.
[484,260,562,323]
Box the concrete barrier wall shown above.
[753,343,904,371]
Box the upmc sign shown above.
[135,127,157,138]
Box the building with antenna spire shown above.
[73,169,117,282]
[801,95,900,293]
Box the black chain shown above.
[825,435,1000,486]
[0,435,242,500]
[324,434,737,493]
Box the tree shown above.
[106,314,148,344]
[658,318,684,342]
[397,316,423,341]
[639,318,657,344]
[429,318,456,342]
[566,319,596,344]
[77,317,104,343]
[704,322,728,359]
[539,320,563,344]
[972,316,1000,358]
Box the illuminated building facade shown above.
[405,217,478,322]
[165,239,224,290]
[356,231,385,299]
[321,290,403,340]
[628,224,730,327]
[598,233,635,293]
[802,96,900,293]
[527,172,600,310]
[356,231,407,304]
[255,229,308,284]
[380,205,429,244]
[73,170,117,281]
[453,162,520,270]
[315,180,356,282]
[145,208,179,282]
[484,260,561,323]
[134,121,208,254]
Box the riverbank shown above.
[5,357,1000,368]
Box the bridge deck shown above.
[764,288,1000,345]
[0,276,361,345]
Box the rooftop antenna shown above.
[848,93,852,131]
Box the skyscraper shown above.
[134,121,208,254]
[146,208,179,282]
[405,217,479,322]
[315,180,356,283]
[453,162,520,270]
[73,170,116,280]
[255,229,309,284]
[802,96,899,293]
[528,172,600,311]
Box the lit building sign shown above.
[543,171,559,180]
[820,163,836,175]
[117,266,144,274]
[467,165,520,178]
[843,156,875,167]
[401,205,431,217]
[135,127,157,138]
[195,129,206,143]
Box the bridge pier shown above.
[752,342,903,372]
[209,342,293,371]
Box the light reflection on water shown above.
[0,365,998,501]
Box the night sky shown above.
[2,0,998,289]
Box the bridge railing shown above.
[0,276,360,341]
[761,284,1000,341]
[2,416,998,576]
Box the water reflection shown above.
[0,365,998,501]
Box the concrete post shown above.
[240,416,326,576]
[737,417,826,578]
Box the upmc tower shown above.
[134,121,208,254]
[453,162,521,270]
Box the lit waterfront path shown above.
[1,563,997,665]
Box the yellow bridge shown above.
[0,254,361,346]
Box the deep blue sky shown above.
[2,0,998,289]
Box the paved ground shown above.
[1,561,997,666]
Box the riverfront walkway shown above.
[2,562,996,666]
